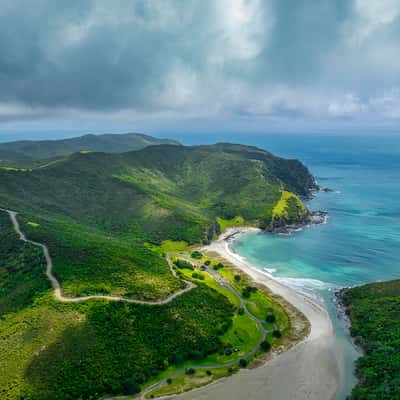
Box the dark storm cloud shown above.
[0,0,399,128]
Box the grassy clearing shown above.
[174,259,262,363]
[272,191,307,221]
[146,366,238,399]
[175,261,239,307]
[27,221,40,227]
[216,216,246,233]
[0,166,32,171]
[160,240,189,253]
[204,251,310,357]
[246,291,290,333]
[139,257,261,396]
[205,253,290,335]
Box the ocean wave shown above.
[263,267,277,274]
[227,232,334,301]
[274,276,334,300]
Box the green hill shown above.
[0,143,315,298]
[0,142,315,400]
[340,280,400,400]
[0,132,180,167]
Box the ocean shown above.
[180,132,400,399]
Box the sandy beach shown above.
[174,228,339,400]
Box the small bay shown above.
[223,134,400,399]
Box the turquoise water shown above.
[181,133,400,399]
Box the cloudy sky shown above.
[0,0,399,139]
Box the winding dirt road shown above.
[0,208,195,305]
[1,208,272,400]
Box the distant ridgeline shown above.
[0,137,316,400]
[0,132,180,168]
[339,280,400,400]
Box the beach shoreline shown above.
[173,227,339,400]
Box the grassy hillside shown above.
[0,132,180,167]
[0,142,315,399]
[0,144,315,298]
[340,280,400,400]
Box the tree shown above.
[190,349,204,360]
[174,259,194,270]
[192,272,205,280]
[266,314,276,323]
[166,378,172,385]
[273,329,282,338]
[234,274,241,282]
[213,262,224,270]
[122,378,140,395]
[242,286,257,298]
[239,358,247,368]
[260,340,271,351]
[206,370,212,376]
[185,367,195,375]
[191,251,203,259]
[237,307,245,315]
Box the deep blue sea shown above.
[180,133,400,399]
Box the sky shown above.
[0,0,399,140]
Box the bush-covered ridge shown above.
[0,143,314,299]
[340,279,400,400]
[0,132,180,167]
[0,142,315,399]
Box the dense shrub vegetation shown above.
[0,212,50,315]
[20,215,184,300]
[0,142,314,399]
[20,287,233,400]
[341,280,400,400]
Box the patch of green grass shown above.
[146,366,238,399]
[27,221,40,227]
[160,240,189,253]
[208,253,290,336]
[174,259,239,307]
[172,262,261,364]
[272,191,307,223]
[246,291,289,333]
[216,216,246,233]
[0,166,31,171]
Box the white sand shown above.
[174,228,339,400]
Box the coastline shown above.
[173,227,339,400]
